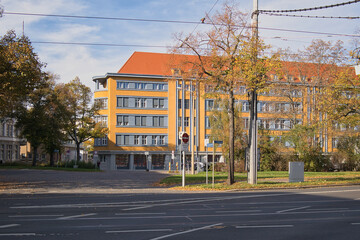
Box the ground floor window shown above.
[116,154,129,169]
[134,154,146,169]
[152,154,165,170]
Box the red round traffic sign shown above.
[182,133,189,143]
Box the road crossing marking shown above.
[277,206,310,213]
[57,213,97,220]
[149,223,223,240]
[0,224,20,229]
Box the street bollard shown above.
[168,162,171,173]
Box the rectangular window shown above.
[117,97,129,107]
[185,99,190,109]
[117,115,129,126]
[135,98,146,108]
[134,135,140,145]
[242,102,249,112]
[124,135,129,145]
[184,117,189,127]
[160,136,165,145]
[153,98,159,108]
[205,117,211,128]
[95,98,108,109]
[117,82,129,89]
[178,117,182,127]
[159,99,164,108]
[153,116,165,127]
[135,116,147,126]
[135,82,145,89]
[152,136,157,145]
[142,135,147,145]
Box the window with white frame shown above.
[160,136,165,145]
[134,135,140,145]
[152,136,157,145]
[95,98,108,109]
[135,98,146,108]
[142,135,147,145]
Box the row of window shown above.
[0,121,19,138]
[117,97,167,109]
[205,100,302,113]
[205,117,301,131]
[117,115,167,127]
[0,144,20,162]
[117,81,167,91]
[116,135,167,146]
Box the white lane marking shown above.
[57,213,97,220]
[236,225,294,229]
[106,229,172,233]
[149,223,223,240]
[277,206,310,214]
[0,233,36,236]
[115,212,166,216]
[216,210,262,213]
[301,189,360,195]
[306,208,348,211]
[0,224,20,229]
[123,193,294,211]
[9,215,64,218]
[351,223,360,225]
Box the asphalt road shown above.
[0,170,360,239]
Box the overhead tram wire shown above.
[4,11,360,38]
[261,13,360,20]
[258,0,360,13]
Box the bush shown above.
[56,160,95,169]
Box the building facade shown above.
[93,51,353,171]
[0,119,25,164]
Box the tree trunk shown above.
[49,152,54,167]
[32,146,38,167]
[227,91,235,185]
[76,142,81,165]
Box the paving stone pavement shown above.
[0,169,174,194]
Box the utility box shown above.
[355,65,360,75]
[289,162,304,183]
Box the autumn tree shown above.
[172,3,279,184]
[0,31,46,119]
[209,98,247,168]
[15,76,52,166]
[57,77,107,164]
[41,75,69,166]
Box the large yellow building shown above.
[92,52,350,171]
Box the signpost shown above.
[204,139,209,185]
[179,132,189,187]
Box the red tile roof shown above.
[118,52,200,76]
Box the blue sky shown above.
[1,0,359,90]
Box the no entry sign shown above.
[182,132,189,143]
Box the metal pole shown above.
[248,0,259,185]
[206,146,208,185]
[182,150,185,187]
[190,83,194,175]
[212,141,215,188]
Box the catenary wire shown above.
[3,11,360,38]
[261,12,360,19]
[258,0,360,13]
